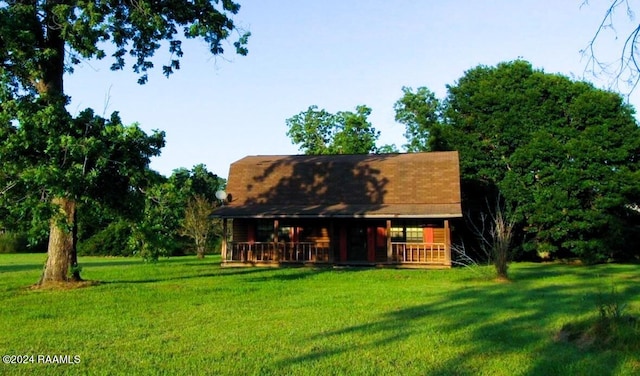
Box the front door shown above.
[347,225,368,261]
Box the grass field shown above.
[0,254,639,375]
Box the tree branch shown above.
[582,0,640,96]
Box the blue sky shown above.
[64,0,638,178]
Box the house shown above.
[211,151,462,267]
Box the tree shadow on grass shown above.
[512,262,635,282]
[276,266,640,375]
[245,265,373,282]
[0,255,195,273]
[100,266,277,285]
[0,263,44,273]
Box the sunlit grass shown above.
[0,254,638,375]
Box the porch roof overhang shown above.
[211,203,462,219]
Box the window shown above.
[390,221,424,243]
[405,226,423,243]
[390,227,404,242]
[256,221,273,242]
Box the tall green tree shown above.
[1,108,164,281]
[394,86,446,152]
[0,0,249,284]
[286,105,385,155]
[397,60,640,262]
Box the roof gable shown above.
[214,152,461,218]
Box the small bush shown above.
[0,232,26,253]
[77,220,134,256]
[0,232,45,253]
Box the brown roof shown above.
[212,152,462,218]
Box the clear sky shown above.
[64,0,639,179]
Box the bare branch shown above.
[464,195,516,279]
[582,0,640,96]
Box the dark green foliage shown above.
[131,165,225,261]
[0,232,26,253]
[77,220,133,257]
[397,60,640,262]
[73,165,224,260]
[166,164,225,202]
[0,232,46,253]
[0,105,165,244]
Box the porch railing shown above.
[225,241,449,265]
[391,242,448,264]
[225,242,332,263]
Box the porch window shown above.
[405,226,423,243]
[390,226,404,242]
[256,221,274,242]
[390,221,424,243]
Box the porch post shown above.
[221,218,228,262]
[444,219,451,266]
[386,220,392,263]
[273,219,279,262]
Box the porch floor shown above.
[221,260,451,269]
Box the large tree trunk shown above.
[36,4,77,286]
[39,197,78,285]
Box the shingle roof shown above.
[212,152,462,218]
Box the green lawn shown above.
[0,254,638,375]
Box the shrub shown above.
[77,220,134,256]
[0,232,46,253]
[0,232,26,253]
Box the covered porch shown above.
[220,218,452,267]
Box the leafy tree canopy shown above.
[0,106,164,240]
[286,105,392,155]
[394,86,446,152]
[396,60,640,262]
